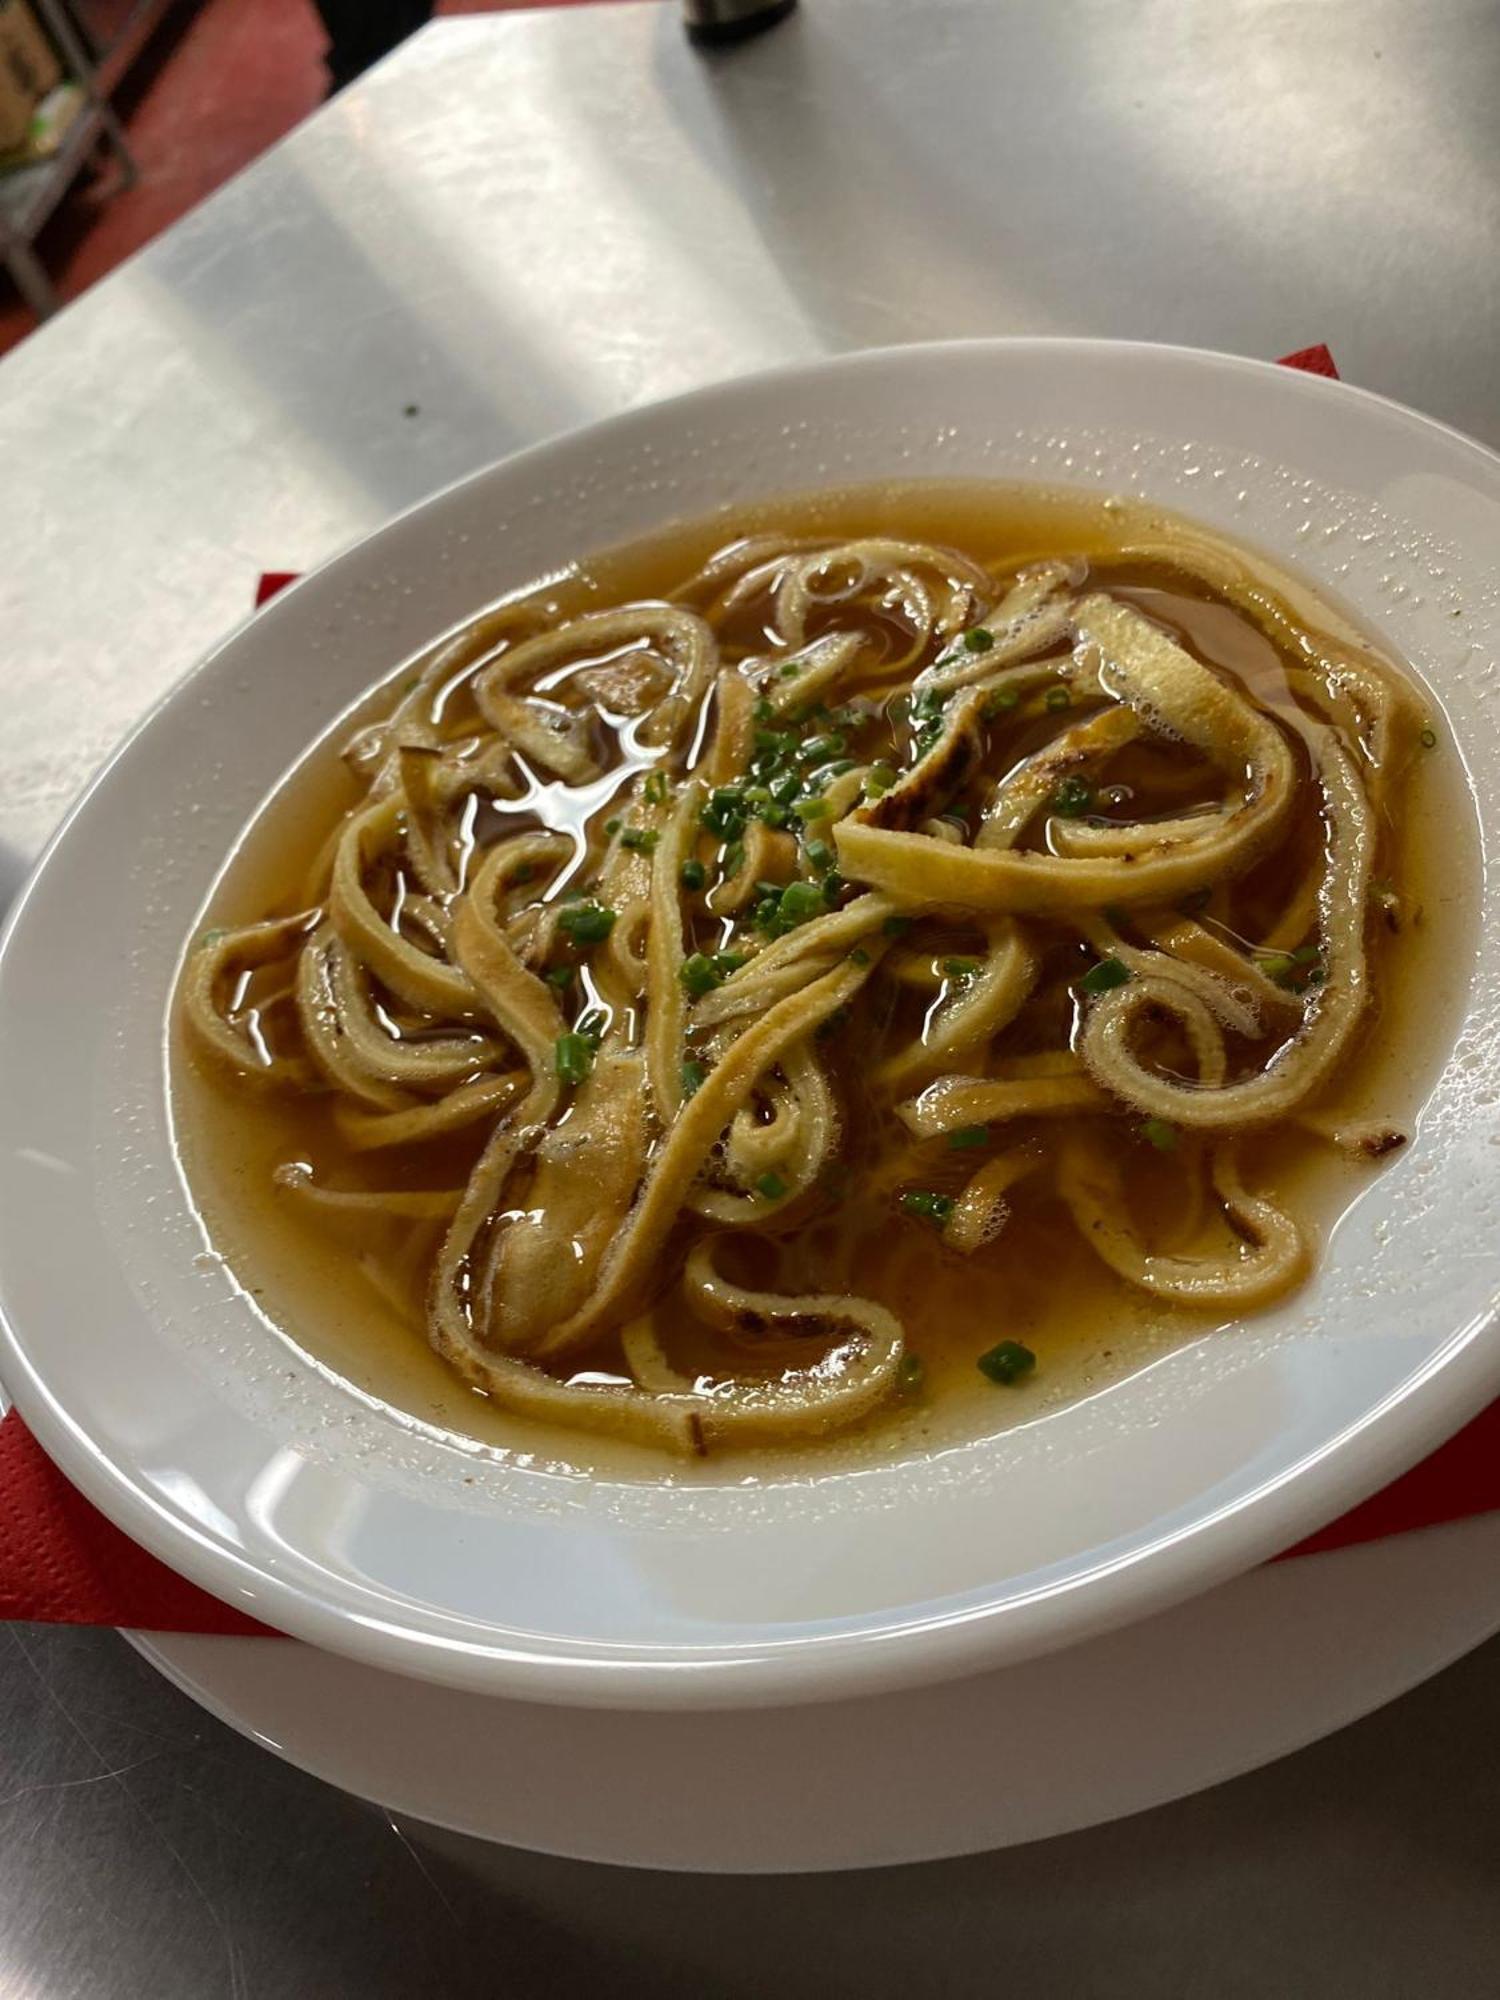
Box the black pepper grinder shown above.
[684,0,797,48]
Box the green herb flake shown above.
[679,858,707,892]
[778,880,825,927]
[557,902,617,946]
[721,840,746,880]
[752,697,775,722]
[1052,776,1093,819]
[882,915,912,937]
[1045,685,1072,712]
[821,871,844,906]
[555,1032,595,1087]
[900,1189,954,1226]
[899,1353,925,1392]
[619,826,660,854]
[198,928,227,950]
[864,762,898,798]
[544,964,574,989]
[982,685,1021,719]
[779,662,801,680]
[1140,1117,1178,1152]
[943,956,980,981]
[1080,955,1130,995]
[850,947,871,967]
[805,839,836,873]
[643,769,668,805]
[962,626,995,654]
[680,953,722,997]
[755,1171,788,1201]
[680,1057,708,1098]
[1419,726,1438,749]
[793,796,832,821]
[947,1125,989,1150]
[603,818,622,837]
[977,1339,1036,1386]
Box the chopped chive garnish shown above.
[702,786,749,838]
[962,626,994,653]
[1052,776,1093,818]
[557,902,616,945]
[680,858,706,891]
[864,762,898,797]
[1419,726,1438,748]
[753,697,775,721]
[882,915,912,937]
[1261,943,1322,990]
[779,662,800,679]
[643,769,668,805]
[778,880,825,926]
[900,1189,954,1225]
[947,1125,989,1150]
[805,838,836,873]
[554,1032,595,1086]
[1045,685,1072,712]
[680,1057,708,1097]
[821,871,844,905]
[544,964,573,988]
[756,1171,788,1201]
[982,685,1021,718]
[576,1008,607,1042]
[1080,956,1130,994]
[604,817,622,836]
[721,840,746,879]
[943,956,980,980]
[800,733,847,763]
[977,1339,1036,1386]
[793,796,832,820]
[619,826,659,853]
[850,947,871,967]
[1140,1117,1178,1152]
[680,952,722,997]
[715,951,748,976]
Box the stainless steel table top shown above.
[2,3,1499,1991]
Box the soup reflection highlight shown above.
[177,488,1437,1458]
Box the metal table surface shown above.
[2,3,1499,1992]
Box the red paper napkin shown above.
[4,339,1493,1638]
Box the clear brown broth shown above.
[171,481,1479,1474]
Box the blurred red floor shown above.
[0,0,611,359]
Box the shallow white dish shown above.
[1,339,1499,1709]
[128,1515,1500,1871]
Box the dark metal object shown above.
[684,0,797,48]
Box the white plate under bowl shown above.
[1,340,1499,1709]
[127,1514,1500,1871]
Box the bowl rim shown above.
[3,333,1499,1709]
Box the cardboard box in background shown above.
[0,2,61,154]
